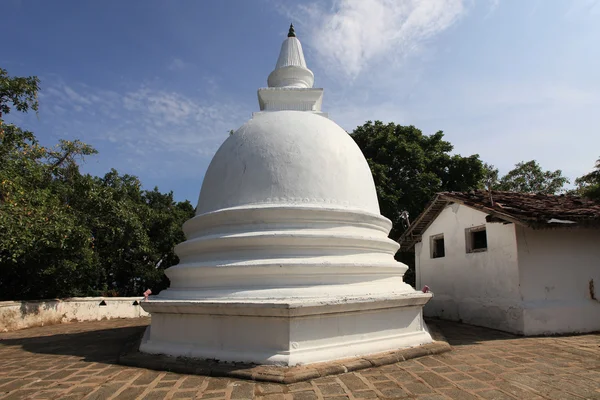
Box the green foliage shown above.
[575,157,600,200]
[494,160,569,194]
[0,68,40,117]
[351,121,485,240]
[481,163,500,191]
[0,68,194,300]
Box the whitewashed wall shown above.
[516,227,600,335]
[0,297,149,332]
[416,204,524,333]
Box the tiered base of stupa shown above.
[139,205,433,366]
[140,294,432,366]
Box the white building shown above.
[399,190,600,336]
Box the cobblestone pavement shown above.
[1,318,599,400]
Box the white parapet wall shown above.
[0,297,149,332]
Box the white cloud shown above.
[284,0,465,80]
[37,80,249,178]
[168,58,191,71]
[484,0,501,18]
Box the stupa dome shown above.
[196,111,380,215]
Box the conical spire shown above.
[267,24,314,88]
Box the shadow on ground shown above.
[427,318,518,346]
[0,322,147,364]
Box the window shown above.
[430,234,445,258]
[466,226,487,253]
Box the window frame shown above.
[430,233,445,259]
[465,225,488,253]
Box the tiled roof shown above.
[398,190,600,251]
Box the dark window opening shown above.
[472,230,487,250]
[466,226,487,253]
[431,235,445,258]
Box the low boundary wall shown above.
[0,297,149,332]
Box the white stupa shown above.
[140,24,433,366]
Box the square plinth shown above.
[139,293,433,366]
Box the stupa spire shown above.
[267,24,314,88]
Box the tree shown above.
[496,160,569,194]
[1,69,100,299]
[575,157,600,200]
[0,68,40,118]
[351,121,485,240]
[481,163,500,191]
[0,68,195,300]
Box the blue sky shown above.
[3,0,599,203]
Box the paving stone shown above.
[231,382,255,399]
[338,374,368,391]
[352,390,378,399]
[201,392,228,399]
[317,383,346,395]
[492,381,544,399]
[140,390,170,400]
[416,372,453,388]
[291,391,318,400]
[438,388,480,400]
[443,372,473,381]
[261,394,287,400]
[404,382,434,394]
[430,366,454,373]
[180,376,206,389]
[3,389,42,400]
[379,387,410,398]
[68,385,97,395]
[85,382,126,400]
[205,378,230,391]
[456,379,491,390]
[287,382,313,392]
[258,383,285,394]
[468,372,497,381]
[155,380,179,388]
[132,371,162,386]
[113,386,147,400]
[387,370,414,382]
[372,380,399,390]
[0,379,36,391]
[312,376,338,385]
[172,392,197,399]
[477,389,517,400]
[417,357,446,367]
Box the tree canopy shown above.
[485,160,569,194]
[351,121,485,240]
[575,157,600,200]
[0,68,194,300]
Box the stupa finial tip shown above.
[288,23,296,38]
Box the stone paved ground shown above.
[0,318,599,400]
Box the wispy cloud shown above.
[167,58,191,71]
[37,79,249,179]
[564,0,600,19]
[281,0,466,80]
